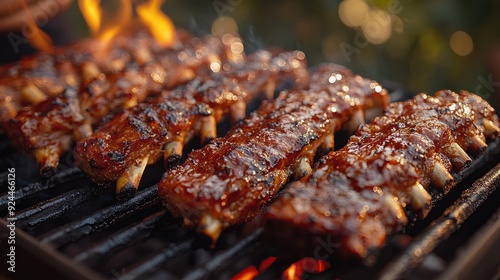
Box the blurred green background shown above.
[64,0,500,106]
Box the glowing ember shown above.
[231,267,259,280]
[20,0,53,51]
[136,0,177,47]
[78,0,102,34]
[230,257,277,280]
[232,257,329,280]
[285,262,298,280]
[282,258,331,280]
[259,256,277,271]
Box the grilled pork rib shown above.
[74,50,309,200]
[264,90,500,259]
[0,31,192,125]
[158,64,389,241]
[6,33,244,177]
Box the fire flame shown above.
[78,0,102,34]
[78,0,132,44]
[136,0,177,47]
[79,0,175,46]
[20,0,53,51]
[232,257,330,280]
[97,0,132,43]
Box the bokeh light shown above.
[339,0,369,27]
[450,31,474,56]
[362,9,392,44]
[211,16,239,37]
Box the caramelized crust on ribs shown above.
[158,64,389,241]
[6,33,244,177]
[74,50,309,200]
[0,31,192,125]
[264,90,500,259]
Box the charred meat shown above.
[158,64,389,241]
[6,33,244,177]
[74,50,309,200]
[264,90,500,259]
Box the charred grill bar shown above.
[0,19,499,279]
[1,87,499,279]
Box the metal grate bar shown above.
[74,210,168,265]
[0,167,83,211]
[39,185,159,247]
[183,228,265,280]
[15,187,96,228]
[125,239,193,279]
[378,162,500,280]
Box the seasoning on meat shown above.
[74,50,309,200]
[6,32,245,177]
[158,64,389,241]
[264,90,500,259]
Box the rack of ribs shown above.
[0,30,194,125]
[264,90,500,260]
[158,64,389,241]
[5,32,245,177]
[74,49,309,200]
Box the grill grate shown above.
[1,88,500,279]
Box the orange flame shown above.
[136,0,176,47]
[97,0,132,43]
[78,0,132,44]
[20,0,53,52]
[78,0,102,34]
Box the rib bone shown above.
[321,132,335,153]
[431,160,454,191]
[383,195,407,222]
[409,182,432,215]
[21,83,47,104]
[443,142,472,171]
[483,119,500,138]
[230,100,246,124]
[116,156,149,200]
[200,214,223,242]
[264,79,277,100]
[200,115,217,144]
[468,135,488,154]
[163,141,184,168]
[293,157,313,180]
[82,62,101,82]
[347,109,365,134]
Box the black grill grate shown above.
[1,88,500,280]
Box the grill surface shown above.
[1,86,500,280]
